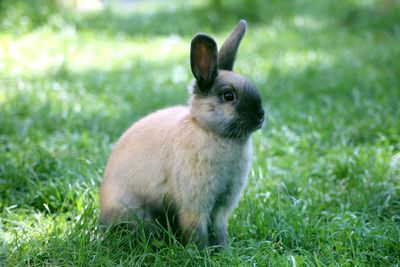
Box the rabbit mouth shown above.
[244,113,264,131]
[256,117,265,129]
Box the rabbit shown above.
[100,19,264,248]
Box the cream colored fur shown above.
[100,19,262,248]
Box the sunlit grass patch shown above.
[0,29,189,77]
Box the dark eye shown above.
[223,90,235,102]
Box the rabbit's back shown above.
[100,106,190,222]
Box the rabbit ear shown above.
[190,34,218,89]
[218,19,247,71]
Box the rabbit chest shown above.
[170,123,253,213]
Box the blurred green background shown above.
[0,0,399,265]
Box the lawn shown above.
[0,0,399,265]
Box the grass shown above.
[0,0,399,265]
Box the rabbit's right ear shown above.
[218,19,247,71]
[190,34,218,89]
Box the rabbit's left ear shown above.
[218,19,247,71]
[190,34,218,89]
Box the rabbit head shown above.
[189,20,264,140]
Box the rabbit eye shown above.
[223,90,235,102]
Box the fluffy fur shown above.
[100,20,264,248]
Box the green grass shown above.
[1,0,399,265]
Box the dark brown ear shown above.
[218,19,247,71]
[190,34,218,89]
